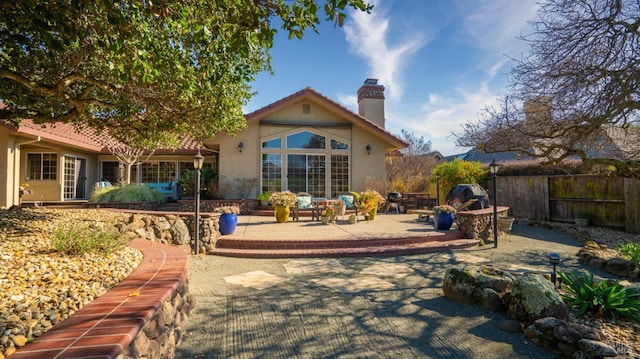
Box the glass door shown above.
[287,154,325,197]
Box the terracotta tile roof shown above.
[245,87,408,150]
[2,118,202,154]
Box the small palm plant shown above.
[559,271,640,323]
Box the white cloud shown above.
[459,0,541,55]
[343,1,428,100]
[385,83,502,155]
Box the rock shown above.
[576,339,617,357]
[556,341,578,358]
[506,273,568,322]
[11,335,27,347]
[604,257,637,278]
[586,257,607,269]
[553,325,582,344]
[498,319,523,333]
[171,220,191,245]
[443,264,515,311]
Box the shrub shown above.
[52,223,128,255]
[616,242,640,266]
[559,271,640,323]
[89,184,164,203]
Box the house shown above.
[0,79,407,208]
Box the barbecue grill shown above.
[445,184,489,210]
[386,192,402,214]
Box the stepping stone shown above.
[224,271,288,290]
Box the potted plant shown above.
[333,198,346,217]
[268,191,297,223]
[432,205,457,230]
[351,189,385,220]
[214,206,240,235]
[320,207,335,224]
[256,192,271,206]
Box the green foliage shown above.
[89,185,164,203]
[52,223,127,255]
[178,167,218,198]
[256,192,271,201]
[616,242,640,266]
[0,1,373,146]
[559,271,640,323]
[430,158,486,194]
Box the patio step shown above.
[208,238,479,258]
[209,232,479,258]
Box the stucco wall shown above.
[0,131,13,207]
[214,97,393,197]
[20,146,100,202]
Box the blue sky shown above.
[245,0,542,156]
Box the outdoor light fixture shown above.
[549,253,561,285]
[238,142,244,153]
[366,144,372,155]
[193,149,204,254]
[490,159,499,248]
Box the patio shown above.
[209,213,480,258]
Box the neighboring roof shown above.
[443,149,531,165]
[245,87,409,150]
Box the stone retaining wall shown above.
[456,206,509,243]
[178,199,256,215]
[119,211,221,254]
[119,276,195,358]
[84,202,160,211]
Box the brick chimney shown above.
[357,78,385,128]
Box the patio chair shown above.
[337,192,359,217]
[294,192,319,221]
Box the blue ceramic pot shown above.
[219,213,238,235]
[434,213,454,230]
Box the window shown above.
[331,139,349,150]
[27,153,57,180]
[261,153,282,193]
[331,155,349,194]
[262,138,282,149]
[287,131,325,149]
[141,161,177,183]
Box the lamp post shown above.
[435,173,440,205]
[193,149,204,254]
[489,159,499,248]
[549,253,560,285]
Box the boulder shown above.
[604,257,637,278]
[505,273,568,322]
[170,220,191,245]
[443,265,515,311]
[576,339,617,357]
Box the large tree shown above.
[0,0,372,146]
[455,0,640,175]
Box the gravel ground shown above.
[0,208,142,357]
[175,223,640,359]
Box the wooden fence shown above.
[489,175,640,234]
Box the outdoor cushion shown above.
[339,194,354,208]
[297,196,312,209]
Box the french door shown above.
[287,154,326,197]
[64,157,87,200]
